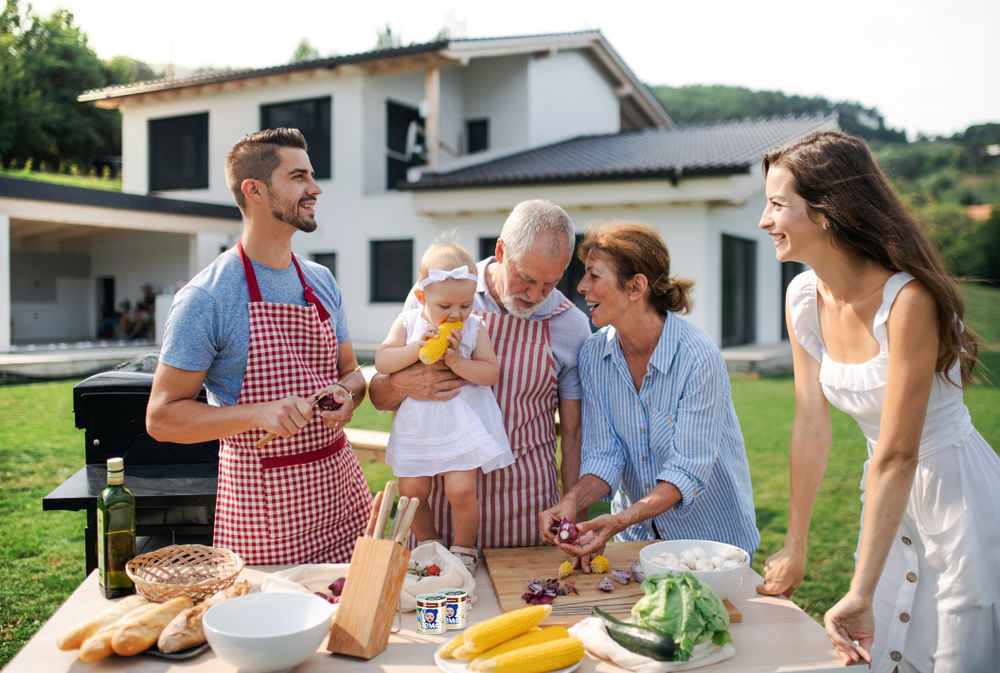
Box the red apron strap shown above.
[290,253,331,324]
[237,238,263,303]
[237,238,331,323]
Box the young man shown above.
[147,128,371,564]
[369,200,592,551]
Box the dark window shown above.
[479,237,498,262]
[386,100,426,190]
[557,234,591,328]
[370,240,413,302]
[466,119,489,154]
[721,234,757,347]
[780,261,805,340]
[260,97,332,180]
[312,252,337,280]
[148,113,208,190]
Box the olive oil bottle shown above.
[97,457,136,598]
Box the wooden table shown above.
[6,561,842,672]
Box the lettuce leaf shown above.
[630,571,733,661]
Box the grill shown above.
[43,369,220,574]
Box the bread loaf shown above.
[157,580,252,653]
[79,603,158,662]
[57,595,148,650]
[111,596,194,656]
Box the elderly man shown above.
[369,200,592,550]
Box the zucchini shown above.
[591,607,676,661]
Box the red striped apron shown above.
[427,299,575,548]
[213,240,372,565]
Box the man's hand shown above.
[755,546,806,598]
[317,385,354,430]
[389,360,467,402]
[556,515,617,572]
[251,395,315,439]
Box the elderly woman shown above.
[540,221,759,568]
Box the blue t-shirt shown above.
[160,251,351,407]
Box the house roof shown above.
[78,31,671,129]
[0,176,241,219]
[402,113,840,190]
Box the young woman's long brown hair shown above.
[763,130,982,383]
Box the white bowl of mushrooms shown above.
[638,539,750,602]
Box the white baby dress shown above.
[385,309,514,477]
[789,270,1000,673]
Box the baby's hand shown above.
[442,329,464,368]
[417,325,438,348]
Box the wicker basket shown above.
[126,544,244,603]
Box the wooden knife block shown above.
[327,536,410,659]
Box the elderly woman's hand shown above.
[539,499,582,545]
[555,514,620,572]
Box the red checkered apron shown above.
[212,240,372,565]
[426,299,575,549]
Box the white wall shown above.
[527,50,621,146]
[92,231,192,310]
[361,70,427,194]
[461,55,530,153]
[10,277,91,341]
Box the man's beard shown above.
[500,291,542,319]
[269,193,317,233]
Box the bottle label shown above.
[97,508,105,587]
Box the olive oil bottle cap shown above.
[107,457,124,485]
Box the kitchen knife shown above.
[372,481,396,539]
[364,490,384,538]
[389,495,409,541]
[394,497,419,544]
[255,392,329,449]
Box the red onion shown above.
[597,577,615,592]
[329,577,346,597]
[557,519,578,543]
[631,560,646,583]
[611,569,632,585]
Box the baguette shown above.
[158,581,252,653]
[79,603,158,662]
[111,596,194,656]
[57,595,148,650]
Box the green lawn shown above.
[0,167,122,192]
[2,281,999,665]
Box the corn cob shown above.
[452,643,478,660]
[461,604,552,656]
[558,560,573,579]
[589,555,610,573]
[419,321,463,364]
[469,626,569,671]
[476,637,585,673]
[438,632,466,659]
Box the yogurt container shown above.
[441,589,468,629]
[416,593,447,634]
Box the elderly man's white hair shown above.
[499,200,574,263]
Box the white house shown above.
[1,30,836,355]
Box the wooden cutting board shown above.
[483,541,741,626]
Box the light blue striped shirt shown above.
[579,312,760,554]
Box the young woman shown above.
[756,131,1000,672]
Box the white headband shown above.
[419,265,477,289]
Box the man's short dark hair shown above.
[225,128,308,211]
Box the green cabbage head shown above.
[631,571,733,662]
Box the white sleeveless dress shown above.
[789,270,1000,673]
[385,309,514,478]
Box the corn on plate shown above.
[434,643,583,673]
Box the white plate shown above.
[434,642,582,673]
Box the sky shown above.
[28,0,1000,139]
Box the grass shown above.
[0,167,122,192]
[2,283,999,665]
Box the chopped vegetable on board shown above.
[522,578,578,605]
[589,555,610,573]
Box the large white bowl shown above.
[638,539,750,602]
[203,592,334,673]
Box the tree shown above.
[651,84,906,142]
[375,23,401,50]
[103,55,160,85]
[291,37,320,63]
